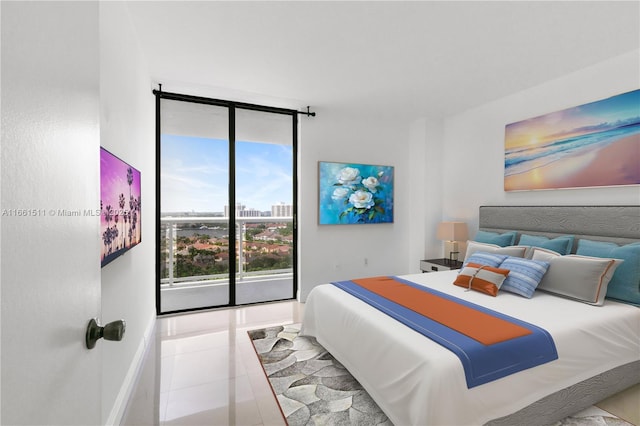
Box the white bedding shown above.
[300,270,640,426]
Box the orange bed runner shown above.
[353,276,532,345]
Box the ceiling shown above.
[126,1,640,123]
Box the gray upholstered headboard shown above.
[479,205,640,253]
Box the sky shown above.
[505,89,640,150]
[161,134,293,213]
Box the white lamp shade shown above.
[436,222,468,242]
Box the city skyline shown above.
[161,134,293,213]
[162,202,292,216]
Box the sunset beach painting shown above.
[504,89,640,191]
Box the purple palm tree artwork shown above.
[100,147,141,267]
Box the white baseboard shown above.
[104,313,156,426]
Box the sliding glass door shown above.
[156,92,297,314]
[235,108,295,304]
[158,99,231,312]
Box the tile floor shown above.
[121,300,639,426]
[121,301,303,426]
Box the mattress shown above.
[300,270,640,426]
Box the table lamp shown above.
[436,222,468,265]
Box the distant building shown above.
[272,202,293,217]
[239,208,261,217]
[225,203,262,217]
[224,204,243,217]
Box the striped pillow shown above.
[453,263,510,297]
[463,252,508,268]
[499,256,550,298]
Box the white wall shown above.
[406,117,451,263]
[99,3,156,424]
[407,119,429,266]
[298,110,413,300]
[0,2,3,420]
[439,50,640,246]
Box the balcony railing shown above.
[159,216,294,311]
[160,216,293,287]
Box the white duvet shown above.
[300,271,640,426]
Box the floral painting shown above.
[318,161,394,225]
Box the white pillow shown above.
[531,249,623,306]
[464,241,527,262]
[527,247,562,260]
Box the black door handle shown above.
[85,318,126,349]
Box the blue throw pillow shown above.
[576,239,640,305]
[474,230,517,247]
[498,256,550,298]
[519,234,575,255]
[462,252,509,269]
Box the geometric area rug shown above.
[248,324,391,426]
[248,324,634,426]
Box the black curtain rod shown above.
[298,106,316,117]
[153,84,316,117]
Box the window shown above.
[155,91,297,314]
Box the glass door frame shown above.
[154,89,298,315]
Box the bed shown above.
[300,205,640,425]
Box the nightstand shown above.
[420,258,463,273]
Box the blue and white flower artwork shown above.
[318,161,394,225]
